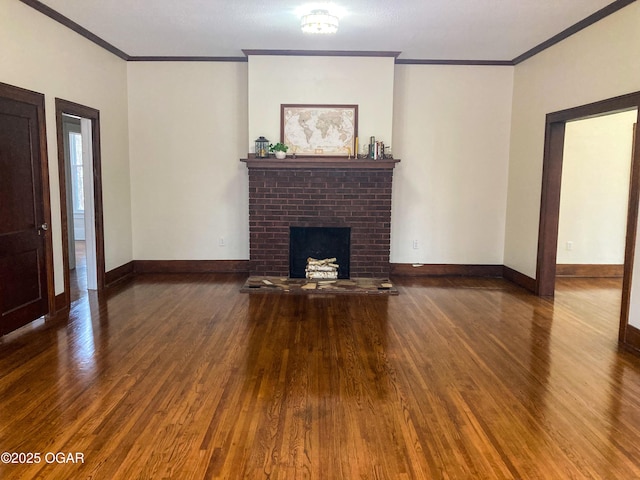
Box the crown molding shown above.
[242,49,401,58]
[128,56,247,62]
[19,0,129,60]
[512,0,636,65]
[395,59,513,66]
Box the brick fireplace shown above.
[243,157,399,278]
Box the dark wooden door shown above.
[0,87,50,335]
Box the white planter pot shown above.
[274,151,287,159]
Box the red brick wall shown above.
[248,168,394,278]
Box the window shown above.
[69,131,84,213]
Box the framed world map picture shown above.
[281,104,358,156]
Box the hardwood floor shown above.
[70,240,87,303]
[1,275,640,479]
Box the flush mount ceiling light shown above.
[301,8,339,34]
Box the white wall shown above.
[505,2,640,278]
[1,0,132,294]
[247,55,395,153]
[557,110,636,264]
[391,65,514,264]
[129,58,515,266]
[127,62,249,260]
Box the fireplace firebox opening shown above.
[289,227,351,279]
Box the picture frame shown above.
[281,104,358,156]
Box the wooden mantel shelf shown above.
[241,156,400,169]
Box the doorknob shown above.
[38,223,48,235]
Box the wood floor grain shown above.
[1,275,640,479]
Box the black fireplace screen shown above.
[289,227,351,279]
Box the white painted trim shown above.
[62,117,80,269]
[81,118,98,290]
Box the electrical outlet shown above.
[566,241,573,251]
[413,240,419,250]
[219,237,225,247]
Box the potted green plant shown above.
[269,142,288,159]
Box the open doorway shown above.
[55,98,106,312]
[556,110,637,278]
[535,91,640,349]
[62,115,96,301]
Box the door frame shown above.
[62,116,80,271]
[55,98,105,309]
[0,82,55,318]
[535,91,640,345]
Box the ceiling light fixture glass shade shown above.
[301,9,339,34]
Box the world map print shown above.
[282,105,357,156]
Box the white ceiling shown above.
[35,0,619,60]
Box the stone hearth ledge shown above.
[241,277,399,295]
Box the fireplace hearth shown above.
[242,156,399,278]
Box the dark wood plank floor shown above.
[1,275,640,479]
